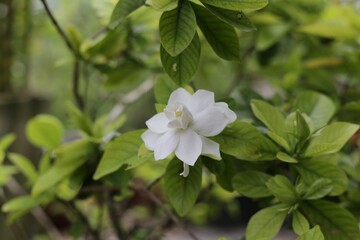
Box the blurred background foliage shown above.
[1,0,360,239]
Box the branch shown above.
[39,0,77,55]
[72,60,84,110]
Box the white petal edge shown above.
[201,137,221,160]
[168,88,192,106]
[145,112,169,133]
[192,107,228,137]
[141,130,160,151]
[188,89,215,114]
[180,163,190,177]
[154,130,179,160]
[215,102,237,124]
[175,129,202,166]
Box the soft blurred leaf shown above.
[145,0,177,11]
[109,0,145,29]
[266,175,297,204]
[200,0,268,10]
[26,114,64,149]
[303,178,333,200]
[154,75,178,104]
[8,153,38,185]
[296,226,324,240]
[292,210,310,235]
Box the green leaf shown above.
[192,3,240,60]
[202,4,256,31]
[296,111,311,143]
[164,158,202,217]
[303,178,333,200]
[145,0,177,11]
[26,114,64,149]
[212,120,278,161]
[2,196,38,213]
[202,157,224,175]
[0,133,16,151]
[109,0,145,29]
[200,0,268,10]
[215,156,243,191]
[296,226,325,240]
[159,0,196,56]
[268,132,291,152]
[32,139,94,196]
[276,152,297,163]
[295,159,348,196]
[93,130,148,180]
[246,204,288,240]
[251,100,286,138]
[232,170,272,198]
[300,200,360,240]
[0,166,17,186]
[56,168,86,201]
[161,32,200,86]
[154,75,178,104]
[292,210,310,235]
[266,175,297,204]
[304,122,359,157]
[8,153,38,185]
[294,91,336,131]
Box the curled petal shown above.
[154,130,179,160]
[215,102,237,124]
[145,113,169,133]
[168,88,192,106]
[141,130,160,151]
[188,89,215,114]
[201,137,221,160]
[180,163,190,177]
[175,129,202,166]
[192,107,228,137]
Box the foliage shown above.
[2,0,360,239]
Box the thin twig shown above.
[39,0,76,54]
[72,60,84,110]
[105,191,127,240]
[39,0,84,110]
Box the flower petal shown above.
[215,102,237,124]
[192,107,228,137]
[141,130,160,151]
[145,112,169,133]
[201,137,221,160]
[168,88,192,106]
[154,130,179,160]
[175,129,202,166]
[188,89,215,114]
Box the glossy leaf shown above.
[160,33,200,86]
[292,210,310,235]
[296,226,325,240]
[246,204,288,240]
[303,178,333,200]
[164,158,202,216]
[232,170,272,198]
[192,3,240,60]
[93,130,149,180]
[213,120,278,161]
[295,159,348,196]
[300,200,360,240]
[266,175,297,204]
[277,152,297,163]
[200,0,268,11]
[294,91,336,131]
[202,3,256,31]
[159,0,196,56]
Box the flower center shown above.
[165,104,193,130]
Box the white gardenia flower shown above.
[141,88,236,177]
